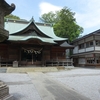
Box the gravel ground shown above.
[0,73,41,100]
[46,68,100,100]
[0,68,100,100]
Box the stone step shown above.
[6,67,58,73]
[0,68,7,73]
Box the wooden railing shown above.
[0,58,73,67]
[45,59,73,67]
[0,59,13,67]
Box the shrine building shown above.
[0,18,74,67]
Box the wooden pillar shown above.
[32,54,33,64]
[19,46,21,66]
[94,54,97,68]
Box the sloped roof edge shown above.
[60,41,74,48]
[72,29,100,43]
[7,18,68,41]
[5,18,68,42]
[8,35,56,44]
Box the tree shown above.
[40,11,60,23]
[40,7,83,42]
[5,14,20,20]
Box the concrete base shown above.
[0,81,13,100]
[0,81,9,99]
[3,95,13,100]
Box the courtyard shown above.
[46,68,100,100]
[0,67,100,100]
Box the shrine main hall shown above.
[0,18,73,67]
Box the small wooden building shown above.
[0,18,74,67]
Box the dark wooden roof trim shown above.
[72,29,100,43]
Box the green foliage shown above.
[40,7,83,42]
[39,11,60,23]
[4,14,20,21]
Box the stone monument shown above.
[0,0,15,100]
[0,0,15,42]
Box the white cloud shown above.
[75,0,100,29]
[39,2,62,15]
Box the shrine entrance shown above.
[21,47,43,66]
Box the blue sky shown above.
[6,0,100,35]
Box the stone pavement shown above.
[28,72,91,100]
[0,73,41,100]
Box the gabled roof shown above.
[9,18,51,38]
[60,41,74,48]
[5,18,67,42]
[8,35,56,44]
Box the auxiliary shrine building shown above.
[0,18,73,67]
[72,29,100,68]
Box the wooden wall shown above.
[0,44,19,61]
[51,47,66,60]
[8,45,19,61]
[43,46,50,60]
[0,43,67,67]
[42,46,66,61]
[0,44,8,59]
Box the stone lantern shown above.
[0,1,15,99]
[0,0,15,42]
